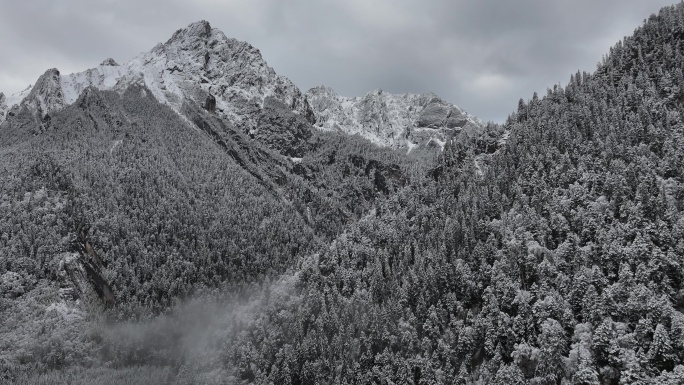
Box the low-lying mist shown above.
[7,272,303,384]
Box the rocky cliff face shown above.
[306,86,482,150]
[23,68,65,119]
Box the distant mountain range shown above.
[0,20,482,152]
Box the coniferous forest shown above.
[4,3,684,385]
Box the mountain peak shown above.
[186,20,212,37]
[48,19,313,129]
[23,68,64,118]
[3,19,477,149]
[100,58,119,66]
[167,20,212,45]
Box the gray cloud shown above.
[0,0,677,122]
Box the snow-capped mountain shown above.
[0,21,313,131]
[22,68,65,119]
[306,86,482,150]
[0,20,480,151]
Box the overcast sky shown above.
[0,0,678,122]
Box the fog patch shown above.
[92,273,300,381]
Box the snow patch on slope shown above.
[0,84,33,123]
[60,64,129,104]
[5,85,32,110]
[406,140,416,154]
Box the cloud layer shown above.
[0,0,676,122]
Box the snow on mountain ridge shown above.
[306,86,482,149]
[0,84,33,124]
[0,20,481,151]
[2,20,313,130]
[17,68,66,122]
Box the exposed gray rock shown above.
[416,102,451,128]
[22,68,64,119]
[100,58,119,66]
[255,96,314,157]
[445,109,468,128]
[416,100,470,129]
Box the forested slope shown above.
[5,3,684,385]
[209,4,684,384]
[0,80,420,379]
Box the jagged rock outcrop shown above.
[255,96,314,157]
[416,98,469,128]
[100,58,119,66]
[306,86,481,150]
[21,68,65,120]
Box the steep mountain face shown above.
[1,20,483,154]
[2,21,314,135]
[19,68,66,131]
[306,85,482,150]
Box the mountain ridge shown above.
[0,20,481,150]
[306,85,482,149]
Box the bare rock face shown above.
[416,99,469,129]
[416,102,450,128]
[100,58,119,66]
[445,109,468,128]
[356,89,392,134]
[22,68,65,120]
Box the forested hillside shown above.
[212,4,684,384]
[4,3,684,385]
[0,80,421,379]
